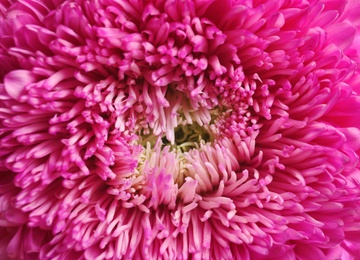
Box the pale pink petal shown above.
[3,70,36,100]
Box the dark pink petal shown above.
[295,244,326,260]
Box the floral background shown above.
[1,0,360,259]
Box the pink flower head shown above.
[1,0,360,259]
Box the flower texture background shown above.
[1,0,360,259]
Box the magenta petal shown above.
[340,127,360,151]
[340,0,360,27]
[3,70,36,100]
[6,227,22,259]
[325,95,360,127]
[295,244,326,260]
[327,22,357,50]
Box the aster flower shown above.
[1,0,360,259]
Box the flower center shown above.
[162,122,212,151]
[139,121,212,152]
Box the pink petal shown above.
[327,21,357,50]
[3,70,36,100]
[295,244,326,260]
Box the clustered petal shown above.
[1,0,360,259]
